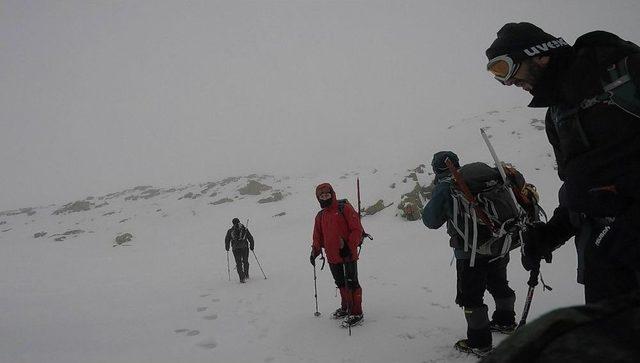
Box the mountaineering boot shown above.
[331,307,348,319]
[491,297,516,334]
[341,314,363,327]
[454,339,492,358]
[460,305,492,356]
[489,320,517,334]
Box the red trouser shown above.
[330,261,363,315]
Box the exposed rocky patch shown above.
[211,198,233,205]
[53,201,94,215]
[238,180,272,195]
[125,188,164,201]
[258,192,284,204]
[114,233,133,246]
[397,183,432,221]
[51,229,85,241]
[0,208,36,217]
[34,232,47,238]
[362,200,393,216]
[179,192,199,200]
[273,212,286,217]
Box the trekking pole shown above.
[252,250,267,279]
[313,264,321,317]
[518,269,539,329]
[227,251,231,281]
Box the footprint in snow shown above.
[197,307,208,312]
[174,329,189,334]
[196,339,218,350]
[186,330,200,336]
[200,294,210,298]
[211,298,220,303]
[203,314,218,320]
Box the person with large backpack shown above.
[422,151,539,358]
[310,183,365,328]
[485,23,640,304]
[225,217,254,283]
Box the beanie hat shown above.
[486,22,570,60]
[432,151,459,174]
[232,218,240,225]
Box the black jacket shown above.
[530,31,640,245]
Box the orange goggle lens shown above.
[488,59,511,78]
[487,55,519,83]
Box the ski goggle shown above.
[487,55,520,84]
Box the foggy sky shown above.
[2,0,639,210]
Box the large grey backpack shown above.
[449,162,524,266]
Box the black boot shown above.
[460,305,492,351]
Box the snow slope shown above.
[0,107,584,363]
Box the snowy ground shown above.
[0,107,584,363]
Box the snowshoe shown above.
[331,307,348,319]
[490,321,517,334]
[454,339,492,358]
[341,314,363,328]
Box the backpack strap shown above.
[470,208,478,267]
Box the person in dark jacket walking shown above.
[485,22,640,303]
[310,183,365,327]
[225,217,254,283]
[423,151,519,357]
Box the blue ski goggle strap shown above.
[487,55,520,84]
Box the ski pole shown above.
[313,264,321,317]
[518,269,539,329]
[227,251,231,281]
[252,250,267,279]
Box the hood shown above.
[315,182,336,208]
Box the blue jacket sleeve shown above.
[422,181,452,229]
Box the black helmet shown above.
[232,218,240,226]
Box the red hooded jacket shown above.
[312,183,363,264]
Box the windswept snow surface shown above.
[0,108,583,363]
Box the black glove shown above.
[226,247,229,252]
[339,245,352,259]
[310,250,317,266]
[521,222,552,271]
[250,246,254,251]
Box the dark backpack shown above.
[230,225,247,241]
[449,162,529,264]
[552,32,640,122]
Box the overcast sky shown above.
[2,0,639,210]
